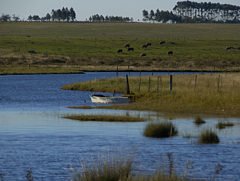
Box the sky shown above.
[1,0,240,21]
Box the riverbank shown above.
[63,73,240,117]
[1,65,240,75]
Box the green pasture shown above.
[0,22,240,70]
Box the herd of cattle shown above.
[117,41,175,57]
[116,41,239,57]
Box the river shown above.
[0,72,239,181]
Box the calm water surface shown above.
[0,72,239,181]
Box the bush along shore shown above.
[63,73,240,117]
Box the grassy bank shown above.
[0,22,240,72]
[64,115,144,122]
[0,65,83,75]
[63,73,240,117]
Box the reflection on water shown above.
[0,72,239,181]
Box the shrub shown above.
[144,122,177,138]
[194,116,206,125]
[198,129,220,144]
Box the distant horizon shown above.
[1,0,240,21]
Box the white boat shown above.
[90,94,129,104]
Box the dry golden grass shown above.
[63,73,240,117]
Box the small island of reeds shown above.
[198,129,220,144]
[194,116,206,126]
[216,121,234,129]
[144,122,178,138]
[64,115,144,122]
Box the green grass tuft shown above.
[144,122,178,138]
[72,158,187,181]
[73,159,132,181]
[194,116,206,125]
[198,129,220,144]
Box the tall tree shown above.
[0,14,11,22]
[28,15,33,21]
[142,10,149,21]
[70,7,76,21]
[12,14,20,21]
[45,13,51,21]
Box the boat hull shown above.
[90,95,129,104]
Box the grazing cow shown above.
[140,53,147,57]
[128,47,134,52]
[226,47,235,51]
[125,43,130,48]
[117,49,123,53]
[146,42,152,47]
[168,51,173,55]
[142,44,148,49]
[169,42,176,45]
[160,41,166,45]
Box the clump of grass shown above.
[194,116,206,126]
[64,115,144,122]
[73,159,132,181]
[216,121,234,129]
[198,129,220,144]
[144,122,178,138]
[72,157,187,181]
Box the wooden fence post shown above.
[138,71,142,92]
[126,75,130,94]
[116,65,119,77]
[217,74,221,92]
[194,75,198,90]
[170,75,173,92]
[148,76,151,92]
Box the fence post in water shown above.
[170,75,173,92]
[138,71,142,92]
[126,75,130,95]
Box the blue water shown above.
[0,72,239,181]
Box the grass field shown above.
[63,73,240,117]
[0,22,240,72]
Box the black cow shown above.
[168,51,173,55]
[140,53,147,57]
[125,44,130,48]
[117,49,123,53]
[146,42,152,47]
[160,41,166,45]
[226,47,235,51]
[128,47,134,52]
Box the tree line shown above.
[0,14,20,22]
[28,7,76,22]
[89,14,133,22]
[143,1,240,23]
